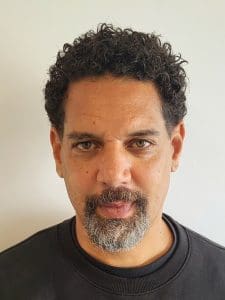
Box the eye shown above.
[72,141,97,151]
[128,139,153,149]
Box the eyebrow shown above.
[128,129,160,137]
[66,129,160,141]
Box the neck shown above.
[75,214,174,268]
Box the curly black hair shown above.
[44,23,187,136]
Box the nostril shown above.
[96,166,131,187]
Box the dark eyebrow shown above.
[127,129,160,137]
[66,132,99,140]
[66,129,160,141]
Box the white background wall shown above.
[0,0,225,251]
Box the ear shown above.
[170,122,185,172]
[50,127,64,178]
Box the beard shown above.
[83,187,150,252]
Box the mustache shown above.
[85,187,146,211]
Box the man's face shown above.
[51,75,184,252]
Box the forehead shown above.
[64,76,165,136]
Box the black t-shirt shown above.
[71,214,178,278]
[0,213,225,299]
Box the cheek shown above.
[132,158,171,223]
[62,158,94,207]
[133,154,171,201]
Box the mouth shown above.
[96,201,135,219]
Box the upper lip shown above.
[100,201,132,207]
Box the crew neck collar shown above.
[71,214,178,278]
[57,214,190,295]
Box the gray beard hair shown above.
[83,187,150,252]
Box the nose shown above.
[96,143,132,188]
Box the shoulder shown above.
[165,213,225,267]
[0,221,64,286]
[0,222,58,262]
[167,214,225,294]
[166,213,225,257]
[0,217,74,265]
[0,219,73,298]
[184,224,225,255]
[165,213,225,270]
[181,223,225,276]
[0,218,73,298]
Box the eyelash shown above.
[72,139,154,152]
[73,141,97,151]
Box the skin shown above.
[50,75,185,267]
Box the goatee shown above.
[83,187,150,252]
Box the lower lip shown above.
[97,202,134,219]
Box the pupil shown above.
[84,142,91,149]
[137,141,144,147]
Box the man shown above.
[0,23,224,299]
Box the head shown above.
[44,24,187,252]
